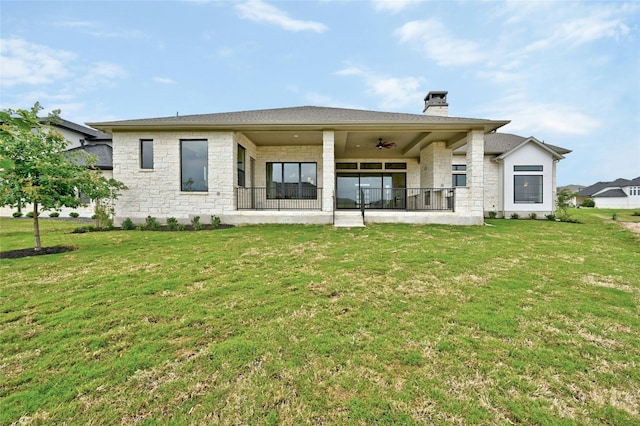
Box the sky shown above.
[1,0,639,186]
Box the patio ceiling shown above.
[241,129,470,159]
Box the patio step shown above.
[334,211,365,227]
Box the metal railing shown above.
[236,187,323,210]
[236,187,454,212]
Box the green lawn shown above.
[1,209,639,425]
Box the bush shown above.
[177,223,186,231]
[12,211,23,218]
[121,217,135,230]
[510,213,520,220]
[145,215,160,229]
[580,198,595,208]
[546,214,556,221]
[26,211,40,218]
[69,212,80,218]
[488,211,497,219]
[191,215,202,231]
[632,212,640,217]
[211,215,221,228]
[48,211,60,218]
[529,212,537,220]
[166,217,179,231]
[612,212,618,221]
[72,225,96,234]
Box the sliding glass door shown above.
[336,173,406,209]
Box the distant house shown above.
[577,177,640,209]
[558,184,586,207]
[82,91,571,226]
[0,118,113,218]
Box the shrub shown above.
[166,217,179,231]
[12,211,23,218]
[26,211,40,218]
[211,215,221,228]
[510,213,520,220]
[632,212,640,217]
[191,215,202,231]
[529,212,537,220]
[72,225,96,234]
[48,211,60,218]
[580,198,595,208]
[69,212,80,218]
[612,212,618,221]
[177,223,186,231]
[546,214,556,221]
[145,215,160,229]
[488,211,497,219]
[121,217,135,230]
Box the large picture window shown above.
[237,144,246,187]
[181,140,208,191]
[514,175,543,203]
[267,162,317,199]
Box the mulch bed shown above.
[0,245,78,259]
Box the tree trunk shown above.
[33,203,41,251]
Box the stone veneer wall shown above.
[419,141,452,189]
[112,130,236,224]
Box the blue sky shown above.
[1,0,639,186]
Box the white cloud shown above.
[0,38,75,87]
[395,20,485,67]
[372,0,422,13]
[335,65,424,110]
[235,0,328,33]
[153,77,176,84]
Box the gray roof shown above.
[66,144,113,170]
[596,188,627,198]
[41,117,111,140]
[454,132,571,156]
[578,178,632,197]
[88,106,508,130]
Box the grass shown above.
[1,209,639,425]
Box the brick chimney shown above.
[423,91,448,116]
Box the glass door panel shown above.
[336,174,360,209]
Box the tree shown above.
[556,188,575,221]
[0,103,126,250]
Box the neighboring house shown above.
[86,91,570,226]
[0,118,113,218]
[577,177,640,209]
[558,184,585,207]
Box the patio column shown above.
[322,130,335,212]
[466,129,485,217]
[419,141,452,188]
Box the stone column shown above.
[419,141,452,188]
[466,129,485,217]
[322,130,335,212]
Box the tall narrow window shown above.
[237,144,246,187]
[140,139,153,169]
[452,164,467,187]
[181,140,208,191]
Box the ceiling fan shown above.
[376,138,396,149]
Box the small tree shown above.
[0,103,126,250]
[556,188,575,221]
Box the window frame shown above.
[140,139,154,169]
[514,175,543,204]
[237,144,246,187]
[266,162,317,200]
[180,139,208,192]
[452,164,467,187]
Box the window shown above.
[267,162,317,199]
[237,144,246,187]
[385,162,407,170]
[140,139,153,169]
[514,165,543,172]
[514,175,543,203]
[452,164,467,187]
[360,162,382,170]
[336,162,357,170]
[181,140,208,191]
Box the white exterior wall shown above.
[593,187,640,208]
[502,143,556,216]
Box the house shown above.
[577,177,640,209]
[558,185,586,207]
[0,118,113,218]
[86,92,571,226]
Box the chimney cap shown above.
[424,91,448,103]
[423,91,449,115]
